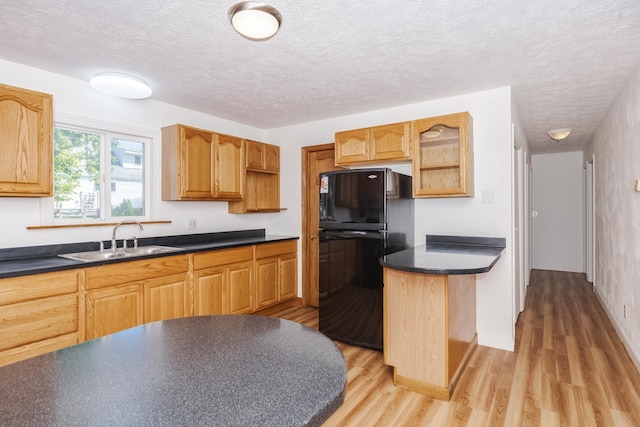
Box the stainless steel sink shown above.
[122,245,184,256]
[59,245,184,262]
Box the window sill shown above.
[27,220,172,230]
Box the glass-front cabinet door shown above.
[412,112,473,198]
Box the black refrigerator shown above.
[318,168,413,350]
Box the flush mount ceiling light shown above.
[547,128,572,142]
[228,2,282,41]
[89,72,152,99]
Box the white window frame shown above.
[42,115,153,226]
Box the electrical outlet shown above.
[187,218,197,231]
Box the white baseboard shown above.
[593,287,640,373]
[478,334,514,352]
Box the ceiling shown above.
[2,1,640,154]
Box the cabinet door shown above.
[246,140,265,170]
[412,112,473,198]
[0,83,53,196]
[278,253,297,301]
[180,126,216,199]
[194,267,225,315]
[335,128,370,165]
[145,273,187,323]
[86,284,143,340]
[215,133,244,199]
[227,262,253,314]
[371,122,411,161]
[263,144,280,172]
[255,257,279,309]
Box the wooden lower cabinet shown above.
[86,283,143,340]
[84,255,189,340]
[0,240,298,365]
[193,247,254,315]
[279,252,297,300]
[255,241,298,309]
[0,270,79,367]
[145,273,189,323]
[255,257,278,308]
[383,268,477,401]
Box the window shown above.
[53,124,149,224]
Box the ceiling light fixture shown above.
[89,72,152,99]
[228,2,282,41]
[547,128,572,142]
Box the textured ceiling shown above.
[1,1,640,154]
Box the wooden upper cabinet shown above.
[263,143,280,172]
[215,133,244,200]
[335,121,411,166]
[228,140,281,213]
[162,124,215,200]
[246,139,279,172]
[412,112,473,198]
[334,128,369,164]
[162,124,244,200]
[0,83,53,197]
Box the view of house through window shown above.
[53,125,147,223]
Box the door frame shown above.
[301,143,335,307]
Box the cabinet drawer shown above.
[85,255,188,289]
[0,293,78,352]
[0,270,78,305]
[193,246,253,270]
[255,241,297,259]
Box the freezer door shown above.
[318,231,385,350]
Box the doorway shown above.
[530,152,585,272]
[301,144,341,307]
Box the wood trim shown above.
[0,332,78,368]
[26,220,172,230]
[300,143,335,308]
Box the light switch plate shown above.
[635,179,640,192]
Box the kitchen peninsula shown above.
[380,235,505,401]
[0,315,347,426]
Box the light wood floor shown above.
[264,270,640,426]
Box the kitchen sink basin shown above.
[122,245,184,255]
[59,245,184,262]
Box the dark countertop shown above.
[0,229,298,279]
[380,235,506,275]
[0,315,347,426]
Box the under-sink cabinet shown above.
[83,254,189,340]
[0,270,79,367]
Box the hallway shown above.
[269,270,640,425]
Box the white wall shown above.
[0,59,274,248]
[530,152,585,272]
[267,87,516,351]
[1,59,516,351]
[591,63,640,369]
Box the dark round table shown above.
[0,315,347,426]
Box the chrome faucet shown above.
[111,221,144,251]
